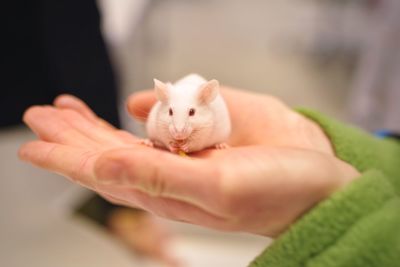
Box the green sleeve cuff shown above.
[250,170,399,267]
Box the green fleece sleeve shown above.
[250,109,400,267]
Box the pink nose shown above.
[175,127,185,134]
[169,125,192,139]
[173,128,186,139]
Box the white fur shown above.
[146,74,231,153]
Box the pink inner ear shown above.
[199,80,219,104]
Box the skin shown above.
[19,87,360,237]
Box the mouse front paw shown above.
[138,139,154,148]
[215,143,229,149]
[168,142,180,153]
[179,142,191,153]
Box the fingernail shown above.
[97,161,124,185]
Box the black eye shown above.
[169,108,173,116]
[189,108,195,116]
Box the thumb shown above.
[126,90,157,122]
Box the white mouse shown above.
[145,74,231,153]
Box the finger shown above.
[56,108,136,146]
[23,106,99,148]
[126,90,157,122]
[94,146,225,216]
[54,94,98,123]
[18,140,98,187]
[94,183,230,231]
[54,95,139,144]
[54,94,115,130]
[98,192,137,208]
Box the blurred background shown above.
[1,0,399,266]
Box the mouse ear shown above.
[198,79,219,105]
[154,79,169,102]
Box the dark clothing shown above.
[2,0,120,128]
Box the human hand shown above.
[19,88,359,237]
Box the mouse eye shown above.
[169,108,173,116]
[189,108,195,116]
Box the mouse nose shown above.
[169,124,192,139]
[175,126,185,134]
[173,126,186,139]
[171,121,186,134]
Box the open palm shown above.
[19,87,358,237]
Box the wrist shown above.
[298,112,360,185]
[298,112,335,156]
